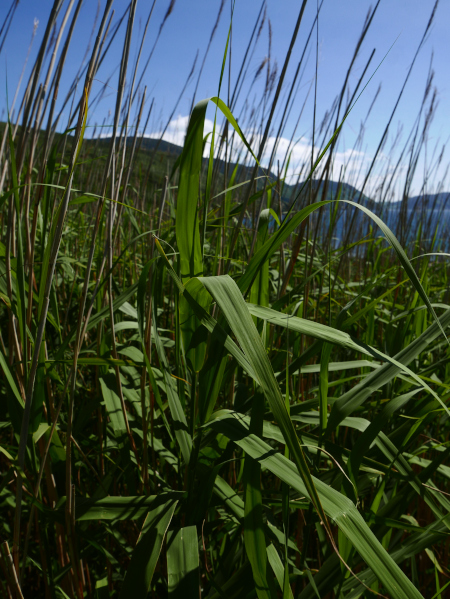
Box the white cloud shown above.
[145,114,406,197]
[257,135,371,189]
[145,114,215,148]
[91,112,442,198]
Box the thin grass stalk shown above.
[1,542,24,599]
[189,0,226,115]
[113,88,147,247]
[143,50,198,191]
[342,1,439,247]
[15,0,64,175]
[12,0,112,583]
[130,0,176,107]
[0,0,20,55]
[12,94,87,590]
[0,18,38,190]
[227,0,309,268]
[64,0,134,543]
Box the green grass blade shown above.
[167,525,200,599]
[207,411,425,599]
[200,275,332,539]
[181,278,212,373]
[7,121,28,385]
[52,281,139,366]
[153,237,257,380]
[152,300,192,465]
[99,372,127,437]
[266,545,294,599]
[319,343,332,433]
[340,199,448,342]
[176,100,206,282]
[72,493,181,521]
[246,303,369,354]
[244,394,275,599]
[137,258,173,438]
[328,308,450,431]
[120,495,178,598]
[0,349,24,409]
[213,475,245,519]
[347,389,420,482]
[249,209,276,308]
[203,6,234,249]
[238,201,330,296]
[248,302,444,422]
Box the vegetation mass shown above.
[0,1,450,598]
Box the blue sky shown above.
[1,0,449,196]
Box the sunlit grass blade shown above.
[200,275,332,541]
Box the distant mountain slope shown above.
[98,133,450,212]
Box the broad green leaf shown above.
[198,350,228,425]
[213,475,245,519]
[153,237,256,380]
[319,342,333,432]
[176,95,257,374]
[181,278,212,373]
[246,303,370,355]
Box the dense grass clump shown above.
[1,1,450,598]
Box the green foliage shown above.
[1,3,449,598]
